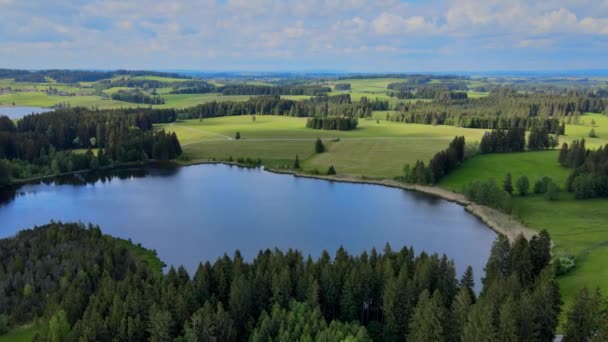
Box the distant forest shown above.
[3,222,604,341]
[0,108,181,186]
[0,69,190,83]
[390,91,607,131]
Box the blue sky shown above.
[0,0,607,72]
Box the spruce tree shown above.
[564,288,606,342]
[497,297,518,342]
[516,176,530,196]
[407,290,446,342]
[462,301,496,342]
[0,159,10,187]
[450,287,472,341]
[293,155,300,169]
[315,138,325,153]
[503,173,513,195]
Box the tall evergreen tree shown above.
[407,290,446,342]
[462,301,496,342]
[564,288,606,342]
[315,138,325,153]
[503,173,513,195]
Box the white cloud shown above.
[517,38,553,48]
[372,13,438,35]
[0,0,607,70]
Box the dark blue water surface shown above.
[0,164,496,285]
[0,106,54,119]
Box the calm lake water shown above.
[0,164,496,285]
[0,106,54,119]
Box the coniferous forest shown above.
[0,108,181,183]
[3,222,605,341]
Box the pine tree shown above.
[558,143,569,166]
[516,175,530,196]
[497,297,518,342]
[293,155,300,169]
[49,310,70,342]
[407,290,446,342]
[449,287,472,341]
[0,159,10,187]
[315,138,325,153]
[503,173,513,195]
[529,230,551,277]
[589,128,597,138]
[564,288,606,342]
[483,235,512,287]
[462,301,496,342]
[383,268,411,341]
[147,306,172,342]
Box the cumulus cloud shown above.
[0,0,606,71]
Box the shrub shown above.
[516,176,530,196]
[463,178,513,213]
[546,181,560,201]
[553,255,576,276]
[533,177,553,194]
[327,165,336,175]
[235,132,241,140]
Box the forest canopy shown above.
[0,222,584,341]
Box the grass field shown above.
[439,150,608,320]
[563,113,608,148]
[0,324,40,342]
[160,115,488,177]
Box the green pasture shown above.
[439,150,608,320]
[0,324,40,342]
[160,115,487,177]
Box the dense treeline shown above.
[0,222,579,341]
[480,127,526,153]
[403,136,465,184]
[560,140,608,198]
[177,95,385,121]
[388,83,469,100]
[0,108,181,184]
[390,92,605,131]
[219,84,331,96]
[168,81,216,94]
[306,116,358,130]
[334,83,351,91]
[0,69,190,83]
[111,89,165,104]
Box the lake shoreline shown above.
[182,159,537,242]
[4,158,536,242]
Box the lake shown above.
[0,106,54,119]
[0,164,496,286]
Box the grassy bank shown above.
[439,150,608,318]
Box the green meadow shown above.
[0,324,40,342]
[440,149,608,319]
[160,115,487,176]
